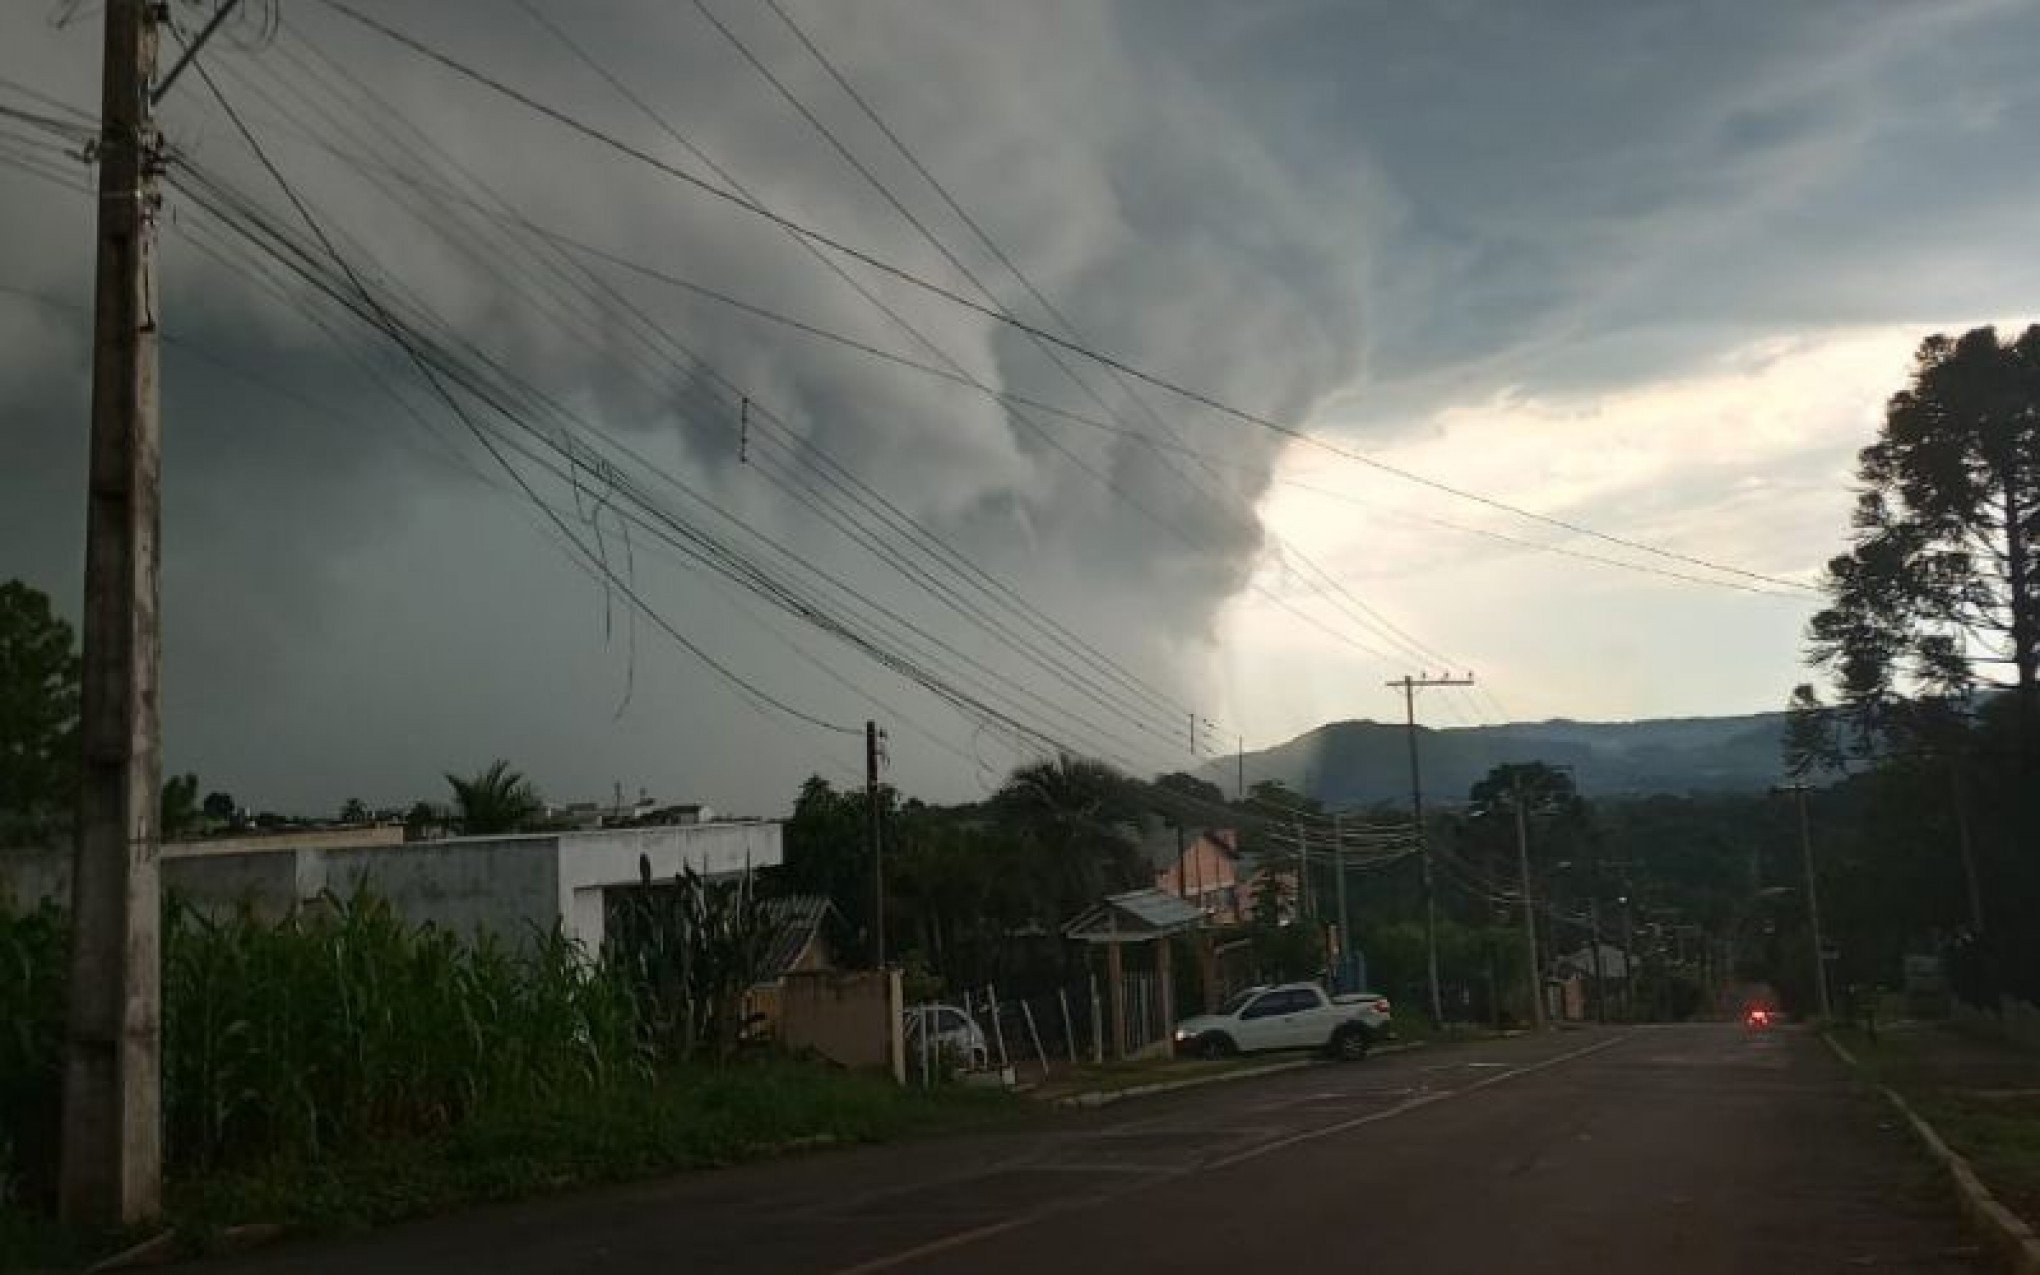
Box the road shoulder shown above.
[1826,1024,2040,1274]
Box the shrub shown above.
[0,899,65,1210]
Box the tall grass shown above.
[0,890,652,1209]
[161,890,649,1173]
[0,898,65,1210]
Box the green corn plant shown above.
[608,857,787,1063]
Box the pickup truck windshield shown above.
[1220,989,1259,1017]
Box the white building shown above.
[1,820,781,953]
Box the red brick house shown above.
[1147,826,1247,925]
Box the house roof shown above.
[760,894,836,980]
[1063,887,1205,943]
[1555,943,1630,981]
[1139,825,1241,873]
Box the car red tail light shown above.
[1374,998,1391,1014]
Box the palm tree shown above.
[992,755,1144,919]
[159,772,200,839]
[445,760,541,835]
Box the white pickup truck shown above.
[1172,982,1393,1061]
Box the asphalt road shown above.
[197,1023,1983,1274]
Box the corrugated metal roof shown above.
[1063,887,1205,941]
[1110,887,1205,928]
[759,894,834,979]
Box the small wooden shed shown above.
[1064,888,1205,1059]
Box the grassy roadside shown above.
[0,1061,1025,1270]
[1830,1022,2040,1227]
[1028,1053,1297,1101]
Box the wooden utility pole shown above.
[866,721,885,966]
[63,0,164,1227]
[1389,673,1472,1028]
[1512,772,1547,1032]
[1951,758,1984,936]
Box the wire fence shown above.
[907,968,1195,1087]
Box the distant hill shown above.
[1210,713,1789,808]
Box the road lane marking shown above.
[1204,1034,1628,1170]
[831,1215,1044,1275]
[827,1033,1630,1275]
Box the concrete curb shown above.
[1049,1041,1424,1110]
[1822,1031,2040,1275]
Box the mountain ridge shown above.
[1209,711,1789,808]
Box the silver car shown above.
[903,1003,991,1071]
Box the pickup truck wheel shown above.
[1331,1025,1372,1062]
[1194,1032,1237,1060]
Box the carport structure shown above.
[1063,887,1204,1059]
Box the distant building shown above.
[1555,942,1631,984]
[540,797,714,830]
[746,894,842,1032]
[1,821,780,954]
[1143,824,1246,925]
[1551,943,1631,1022]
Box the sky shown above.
[5,0,2040,818]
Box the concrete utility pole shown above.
[1389,673,1472,1029]
[1332,810,1354,993]
[62,0,165,1228]
[1512,772,1547,1032]
[867,721,885,966]
[1617,887,1637,1020]
[1774,782,1832,1021]
[1588,894,1607,1025]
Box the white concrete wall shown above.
[323,837,562,944]
[2,822,784,954]
[162,849,310,921]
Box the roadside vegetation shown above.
[0,886,1017,1267]
[1831,1022,2040,1229]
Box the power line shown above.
[301,10,1243,743]
[499,1,1418,682]
[425,201,1809,603]
[179,44,1207,767]
[185,58,864,738]
[750,0,1484,692]
[169,140,1197,781]
[308,0,1817,598]
[680,0,1482,695]
[168,57,1800,614]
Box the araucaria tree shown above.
[1808,325,2040,759]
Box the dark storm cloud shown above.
[4,0,2038,813]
